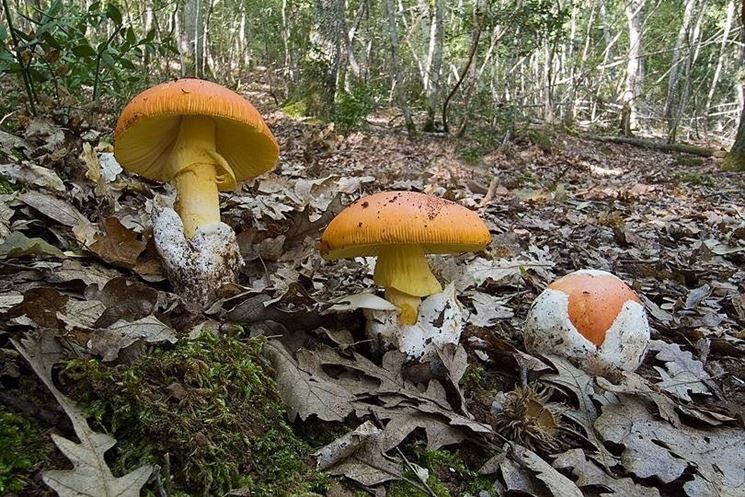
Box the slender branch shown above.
[92,27,122,102]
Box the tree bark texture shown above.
[385,0,416,136]
[311,0,346,118]
[423,0,444,131]
[621,0,645,135]
[723,0,745,171]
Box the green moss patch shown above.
[61,333,327,497]
[389,446,496,497]
[0,407,54,493]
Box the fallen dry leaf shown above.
[595,395,745,496]
[88,315,178,362]
[553,448,660,497]
[88,217,147,267]
[12,331,152,497]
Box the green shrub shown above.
[333,86,377,133]
[0,0,177,112]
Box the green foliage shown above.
[61,333,327,497]
[389,447,496,497]
[0,407,52,493]
[0,175,15,193]
[283,99,311,118]
[460,364,485,391]
[488,0,571,53]
[677,172,714,186]
[333,86,377,133]
[0,0,177,110]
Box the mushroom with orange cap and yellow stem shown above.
[523,269,650,372]
[114,79,279,306]
[320,191,491,326]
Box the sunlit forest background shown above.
[1,0,743,145]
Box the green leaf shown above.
[40,31,61,50]
[72,44,96,57]
[118,58,135,70]
[106,4,122,25]
[101,51,115,66]
[125,27,136,44]
[46,0,63,18]
[0,232,65,259]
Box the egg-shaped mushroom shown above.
[523,269,650,371]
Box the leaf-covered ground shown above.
[1,87,744,497]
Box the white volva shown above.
[366,283,464,359]
[523,287,650,371]
[151,201,243,309]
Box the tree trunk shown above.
[442,0,482,134]
[311,0,345,118]
[282,0,292,80]
[385,0,416,136]
[664,0,697,129]
[621,0,645,135]
[704,0,736,136]
[599,0,615,79]
[668,0,707,143]
[723,0,745,171]
[423,0,443,131]
[179,0,204,77]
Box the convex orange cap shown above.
[320,191,490,259]
[548,271,641,346]
[114,78,279,190]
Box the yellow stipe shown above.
[168,116,223,238]
[173,165,220,238]
[385,287,421,325]
[373,245,442,297]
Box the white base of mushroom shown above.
[523,288,650,371]
[152,206,244,309]
[365,283,464,360]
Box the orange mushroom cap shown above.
[320,191,491,260]
[548,271,641,346]
[114,78,279,190]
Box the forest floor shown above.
[1,86,744,497]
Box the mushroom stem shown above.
[168,116,222,238]
[373,245,442,296]
[384,287,421,325]
[374,245,442,324]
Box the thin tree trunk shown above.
[179,0,202,76]
[723,0,745,171]
[423,0,443,131]
[664,0,697,128]
[668,0,707,143]
[282,0,292,79]
[142,0,153,73]
[442,0,483,134]
[385,0,416,136]
[344,0,368,84]
[704,0,736,136]
[599,0,615,79]
[543,42,555,123]
[621,0,645,135]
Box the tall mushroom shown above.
[320,191,491,325]
[114,79,279,306]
